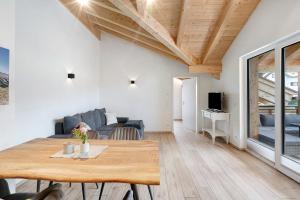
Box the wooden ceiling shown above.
[60,0,260,79]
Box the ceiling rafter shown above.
[189,65,222,74]
[92,22,174,54]
[90,0,124,14]
[202,0,260,64]
[86,8,156,41]
[108,0,197,65]
[95,25,183,62]
[136,0,147,16]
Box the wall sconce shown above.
[130,80,136,85]
[68,73,75,79]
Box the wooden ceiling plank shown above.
[108,0,197,65]
[189,65,222,74]
[176,0,191,48]
[202,0,260,64]
[59,0,101,39]
[95,25,183,62]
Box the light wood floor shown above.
[17,122,300,200]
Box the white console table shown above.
[201,110,230,144]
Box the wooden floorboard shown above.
[17,122,300,200]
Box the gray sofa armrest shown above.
[117,117,129,124]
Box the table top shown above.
[0,138,160,185]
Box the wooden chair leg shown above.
[96,183,99,189]
[147,185,153,200]
[98,183,105,200]
[36,180,41,192]
[81,183,86,200]
[69,182,72,187]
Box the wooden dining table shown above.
[0,138,160,199]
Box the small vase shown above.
[80,142,90,154]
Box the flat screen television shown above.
[208,92,223,111]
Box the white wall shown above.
[212,0,300,148]
[99,33,212,132]
[0,0,16,192]
[173,78,182,120]
[0,0,101,150]
[182,78,197,131]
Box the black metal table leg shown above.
[99,183,105,200]
[147,185,153,200]
[36,180,41,192]
[130,184,139,200]
[48,181,53,187]
[81,183,86,200]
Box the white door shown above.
[182,78,197,131]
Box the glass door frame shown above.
[240,31,300,182]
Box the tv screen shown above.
[208,93,222,110]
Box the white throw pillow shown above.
[105,112,118,125]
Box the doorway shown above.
[173,77,197,133]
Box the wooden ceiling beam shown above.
[87,12,156,41]
[189,65,222,74]
[85,6,156,40]
[59,0,101,39]
[108,0,197,65]
[136,0,147,16]
[95,25,183,63]
[202,0,260,64]
[93,23,176,56]
[90,0,124,14]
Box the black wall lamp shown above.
[68,73,75,79]
[130,80,135,85]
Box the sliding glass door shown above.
[282,42,300,165]
[242,31,300,182]
[248,50,276,149]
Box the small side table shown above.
[201,110,230,144]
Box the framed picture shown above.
[0,47,9,105]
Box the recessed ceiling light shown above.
[147,0,154,6]
[77,0,89,6]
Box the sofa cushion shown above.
[124,120,144,129]
[285,114,300,125]
[92,110,102,131]
[260,114,275,127]
[63,114,82,134]
[95,108,106,127]
[81,111,97,130]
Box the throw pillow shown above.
[105,113,118,125]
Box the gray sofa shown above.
[259,114,300,155]
[52,108,144,139]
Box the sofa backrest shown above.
[55,108,106,135]
[260,114,275,127]
[260,114,300,127]
[285,114,300,125]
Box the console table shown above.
[201,110,230,144]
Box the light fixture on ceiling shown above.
[147,0,155,6]
[77,0,89,6]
